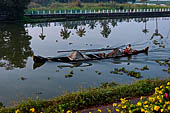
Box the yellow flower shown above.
[160,85,163,88]
[89,112,92,113]
[107,109,111,113]
[129,110,132,113]
[120,98,127,104]
[144,105,148,108]
[148,97,155,102]
[161,109,164,112]
[122,105,126,109]
[113,103,117,107]
[159,99,162,103]
[116,109,120,112]
[137,102,142,106]
[121,111,124,113]
[141,108,145,112]
[145,111,149,113]
[97,109,102,112]
[155,87,159,91]
[144,101,148,104]
[66,110,72,113]
[140,96,143,100]
[159,91,163,94]
[30,108,35,112]
[154,106,160,111]
[15,109,20,113]
[118,104,121,107]
[165,101,170,105]
[168,106,170,110]
[167,82,170,85]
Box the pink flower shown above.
[165,93,169,99]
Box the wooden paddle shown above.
[57,48,118,53]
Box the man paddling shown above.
[124,44,137,54]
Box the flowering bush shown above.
[111,82,170,113]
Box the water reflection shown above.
[60,27,71,40]
[76,27,86,37]
[39,25,46,40]
[25,18,154,39]
[88,20,97,30]
[100,20,111,38]
[0,23,33,70]
[151,18,163,40]
[33,62,92,69]
[142,18,149,34]
[57,62,92,69]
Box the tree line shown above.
[32,0,136,4]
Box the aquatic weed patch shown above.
[155,58,170,74]
[111,67,141,78]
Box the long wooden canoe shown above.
[32,47,149,63]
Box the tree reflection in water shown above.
[76,27,86,37]
[39,25,46,40]
[0,23,33,70]
[142,18,149,34]
[88,20,97,30]
[151,18,163,40]
[100,20,111,38]
[60,27,71,40]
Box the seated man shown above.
[123,44,136,54]
[68,50,85,61]
[124,44,132,54]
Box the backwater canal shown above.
[0,17,170,105]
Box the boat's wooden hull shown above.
[33,47,149,63]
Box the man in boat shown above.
[123,44,137,54]
[68,50,86,60]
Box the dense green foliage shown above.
[31,0,136,4]
[0,0,31,20]
[0,78,170,112]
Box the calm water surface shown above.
[0,17,170,105]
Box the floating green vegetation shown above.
[20,76,27,80]
[112,67,141,78]
[135,65,149,71]
[95,70,102,75]
[65,74,73,78]
[128,71,141,78]
[155,58,170,74]
[56,70,60,72]
[69,70,74,74]
[100,82,118,88]
[65,70,74,78]
[153,40,165,48]
[80,69,84,71]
